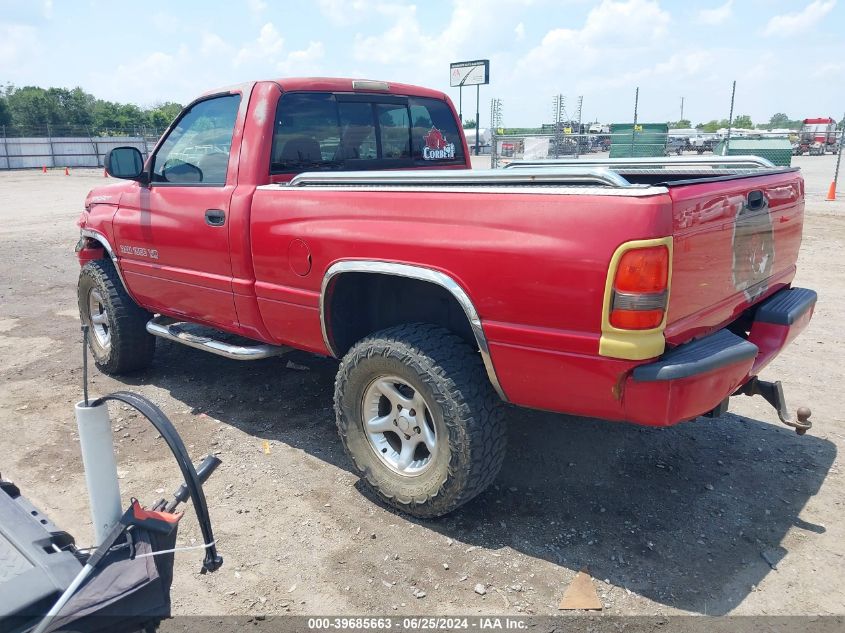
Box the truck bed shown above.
[251,155,804,420]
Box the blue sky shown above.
[1,0,843,126]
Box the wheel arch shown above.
[320,261,507,401]
[80,229,136,301]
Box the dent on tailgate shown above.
[664,171,804,346]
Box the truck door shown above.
[112,93,242,330]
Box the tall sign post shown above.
[450,59,490,156]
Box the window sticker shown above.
[423,127,456,160]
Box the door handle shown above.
[205,209,226,226]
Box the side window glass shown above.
[269,93,455,173]
[271,93,340,170]
[376,104,411,159]
[337,102,377,160]
[152,94,240,184]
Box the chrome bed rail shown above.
[504,155,777,170]
[288,167,636,189]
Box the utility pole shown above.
[680,96,684,123]
[552,94,565,159]
[574,96,583,158]
[490,98,503,169]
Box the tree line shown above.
[0,84,183,135]
[671,113,844,132]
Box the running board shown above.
[146,317,290,361]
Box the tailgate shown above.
[664,170,804,345]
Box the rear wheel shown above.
[334,324,506,518]
[78,259,155,374]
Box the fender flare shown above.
[319,260,507,402]
[80,229,137,302]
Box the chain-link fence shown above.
[0,125,164,169]
[490,129,802,168]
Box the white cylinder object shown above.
[75,400,122,544]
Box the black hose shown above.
[90,391,223,573]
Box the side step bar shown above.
[146,317,289,361]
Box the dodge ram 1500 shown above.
[76,78,816,517]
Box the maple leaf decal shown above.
[424,127,447,150]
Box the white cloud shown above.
[353,5,428,65]
[812,61,844,78]
[234,22,284,67]
[697,0,732,25]
[246,0,268,13]
[200,31,233,57]
[516,0,670,76]
[0,24,38,67]
[316,0,382,25]
[41,0,53,19]
[577,49,717,93]
[352,0,535,82]
[277,41,325,75]
[763,0,836,36]
[150,12,183,35]
[514,22,525,41]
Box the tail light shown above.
[609,245,669,330]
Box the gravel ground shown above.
[0,154,843,617]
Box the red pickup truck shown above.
[76,78,816,517]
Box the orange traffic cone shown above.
[826,181,837,201]
[42,165,47,174]
[64,166,69,176]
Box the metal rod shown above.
[724,80,736,156]
[47,122,55,169]
[87,126,99,168]
[832,112,845,193]
[632,87,639,156]
[475,84,480,157]
[1,125,8,170]
[31,563,96,633]
[458,86,462,122]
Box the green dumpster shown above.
[609,123,668,158]
[712,137,792,167]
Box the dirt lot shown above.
[1,156,844,617]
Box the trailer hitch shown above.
[735,377,812,435]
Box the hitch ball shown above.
[795,407,812,435]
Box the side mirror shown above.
[105,147,145,181]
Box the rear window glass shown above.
[270,92,464,173]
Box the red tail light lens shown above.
[610,308,664,329]
[613,246,669,293]
[610,246,669,330]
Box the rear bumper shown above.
[623,287,816,426]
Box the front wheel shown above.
[334,324,507,518]
[78,259,155,374]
